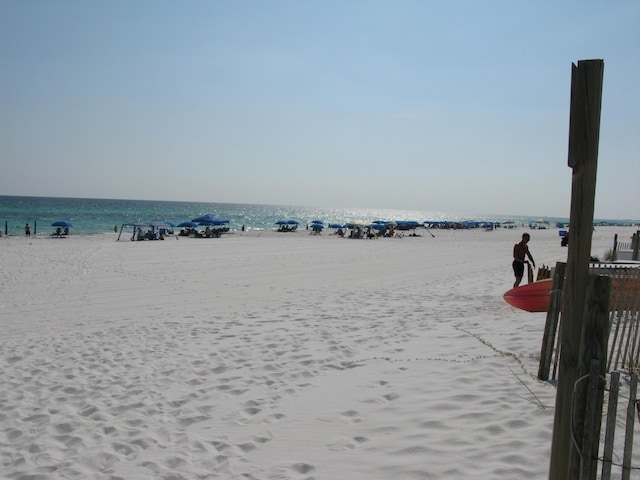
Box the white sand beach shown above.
[1,226,637,479]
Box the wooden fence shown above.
[539,264,640,381]
[538,263,640,479]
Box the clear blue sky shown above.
[1,1,638,220]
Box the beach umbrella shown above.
[287,219,300,225]
[275,220,288,225]
[328,223,343,229]
[52,221,73,228]
[310,220,324,225]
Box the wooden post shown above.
[633,230,639,261]
[538,262,566,381]
[549,59,604,480]
[612,234,618,262]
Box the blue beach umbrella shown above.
[52,221,73,228]
[178,221,199,228]
[328,223,343,229]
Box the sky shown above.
[1,1,638,220]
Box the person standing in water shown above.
[512,233,535,288]
[25,223,31,238]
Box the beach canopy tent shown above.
[275,219,299,232]
[117,222,147,241]
[117,222,173,241]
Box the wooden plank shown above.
[621,374,638,480]
[600,372,620,480]
[538,262,566,380]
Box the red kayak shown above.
[503,279,553,312]
[503,274,640,313]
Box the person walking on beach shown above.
[512,233,535,288]
[25,223,31,238]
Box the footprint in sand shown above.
[327,435,369,451]
[340,409,362,424]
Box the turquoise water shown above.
[0,195,634,236]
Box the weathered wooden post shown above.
[548,59,604,480]
[612,234,618,262]
[633,230,639,261]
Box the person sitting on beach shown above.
[512,233,535,288]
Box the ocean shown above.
[0,195,634,236]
